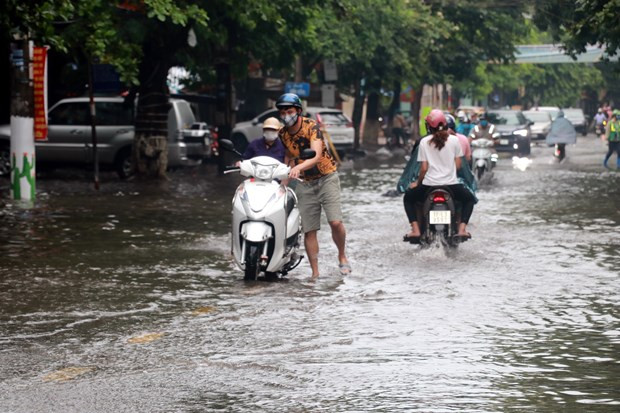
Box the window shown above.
[175,101,196,129]
[317,112,349,126]
[96,102,133,126]
[488,112,526,126]
[48,103,90,125]
[258,110,279,123]
[524,112,551,122]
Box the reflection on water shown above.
[0,142,619,412]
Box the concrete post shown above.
[9,37,35,201]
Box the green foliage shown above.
[3,0,209,85]
[454,61,604,108]
[533,0,620,57]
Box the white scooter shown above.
[219,139,315,281]
[471,137,497,182]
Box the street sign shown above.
[32,47,48,141]
[324,60,338,82]
[321,84,336,108]
[285,82,310,98]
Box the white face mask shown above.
[264,130,278,142]
[283,113,298,127]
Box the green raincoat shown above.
[396,143,478,203]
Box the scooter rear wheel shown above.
[244,242,262,281]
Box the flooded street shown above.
[1,136,619,412]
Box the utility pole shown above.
[87,58,99,190]
[9,35,35,201]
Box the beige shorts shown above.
[295,172,343,233]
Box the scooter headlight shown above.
[513,129,528,137]
[252,162,276,180]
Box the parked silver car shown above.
[563,108,588,136]
[305,107,355,156]
[523,110,552,140]
[230,108,280,153]
[0,97,214,178]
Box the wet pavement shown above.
[0,136,619,412]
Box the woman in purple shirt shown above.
[242,117,286,162]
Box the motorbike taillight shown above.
[433,194,446,203]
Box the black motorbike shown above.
[407,187,469,248]
[554,143,566,162]
[595,121,607,138]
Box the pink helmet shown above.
[425,109,447,129]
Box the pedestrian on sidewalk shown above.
[603,112,620,169]
[391,111,408,147]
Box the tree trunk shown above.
[133,57,171,179]
[362,87,381,148]
[411,85,424,141]
[387,81,401,132]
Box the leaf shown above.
[43,367,94,382]
[127,332,165,344]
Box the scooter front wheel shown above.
[244,242,262,281]
[476,166,485,181]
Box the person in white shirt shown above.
[403,109,476,241]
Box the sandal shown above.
[403,234,421,242]
[453,233,471,240]
[338,263,352,275]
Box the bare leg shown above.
[328,221,348,265]
[457,222,469,236]
[304,230,320,277]
[406,221,421,237]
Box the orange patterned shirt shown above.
[279,117,337,181]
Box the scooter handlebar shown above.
[223,166,240,174]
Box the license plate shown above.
[500,139,509,145]
[429,210,451,224]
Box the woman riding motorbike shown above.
[403,109,476,241]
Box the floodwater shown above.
[1,137,618,412]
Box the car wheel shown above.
[114,148,133,179]
[0,144,10,177]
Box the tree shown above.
[3,1,209,179]
[533,0,620,57]
[301,0,437,147]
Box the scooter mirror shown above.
[219,139,235,151]
[300,149,316,160]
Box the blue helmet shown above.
[445,114,456,131]
[276,93,302,110]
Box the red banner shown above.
[33,46,48,141]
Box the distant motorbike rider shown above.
[594,108,608,137]
[546,109,576,162]
[455,110,473,137]
[403,109,476,241]
[468,113,496,141]
[446,114,471,161]
[468,113,498,165]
